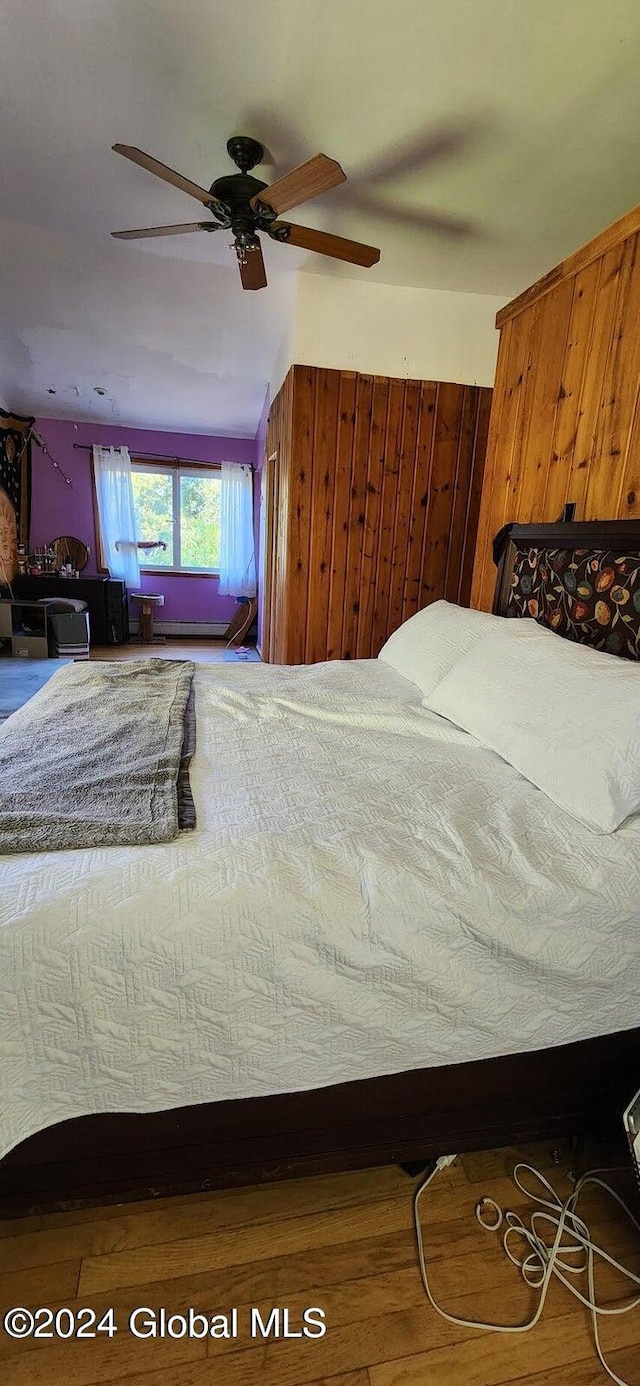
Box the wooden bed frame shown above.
[2,519,639,1216]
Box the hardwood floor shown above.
[1,1142,638,1385]
[90,639,260,663]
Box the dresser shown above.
[12,576,129,645]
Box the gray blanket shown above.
[0,658,195,854]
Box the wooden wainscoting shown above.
[471,203,640,612]
[260,366,491,663]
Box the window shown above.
[130,462,221,574]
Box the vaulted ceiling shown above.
[1,0,638,433]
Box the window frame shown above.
[130,458,222,578]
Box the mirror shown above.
[50,535,89,573]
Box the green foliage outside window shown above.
[131,471,173,566]
[131,466,221,571]
[180,474,221,570]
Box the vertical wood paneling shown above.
[458,388,492,607]
[406,384,439,617]
[356,377,389,658]
[543,259,601,520]
[471,317,514,608]
[563,249,624,519]
[422,381,464,604]
[618,382,640,518]
[573,245,629,516]
[373,378,406,647]
[399,383,435,622]
[387,380,421,638]
[326,373,357,661]
[444,385,480,604]
[263,366,491,663]
[396,381,422,628]
[584,234,640,518]
[286,366,315,664]
[471,206,640,611]
[507,302,560,534]
[612,274,640,517]
[274,387,292,661]
[306,369,341,663]
[500,298,545,531]
[518,278,575,522]
[342,374,374,659]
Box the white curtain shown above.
[92,445,141,588]
[218,462,256,596]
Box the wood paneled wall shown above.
[260,366,491,664]
[471,203,640,611]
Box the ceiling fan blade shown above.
[112,144,225,213]
[349,123,478,189]
[111,223,209,240]
[238,241,267,290]
[251,153,346,216]
[270,222,380,267]
[349,191,475,239]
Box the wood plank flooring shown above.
[90,640,260,664]
[1,1142,638,1385]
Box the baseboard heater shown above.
[128,621,229,638]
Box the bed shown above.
[1,518,639,1214]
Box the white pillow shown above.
[377,600,504,696]
[425,620,640,833]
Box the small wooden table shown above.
[130,592,165,644]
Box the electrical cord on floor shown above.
[414,1155,640,1386]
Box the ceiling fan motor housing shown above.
[209,173,270,230]
[211,136,272,246]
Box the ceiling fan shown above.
[111,136,381,290]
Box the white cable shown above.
[414,1156,640,1386]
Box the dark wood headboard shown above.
[492,520,640,660]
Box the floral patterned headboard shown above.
[492,521,640,660]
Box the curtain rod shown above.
[73,444,253,468]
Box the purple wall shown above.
[31,419,256,625]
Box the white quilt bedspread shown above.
[1,658,639,1160]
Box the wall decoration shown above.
[32,429,74,489]
[0,410,34,584]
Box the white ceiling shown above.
[1,0,639,434]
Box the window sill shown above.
[139,568,219,579]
